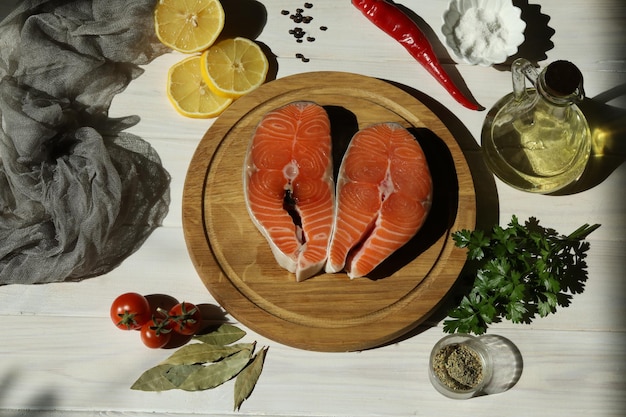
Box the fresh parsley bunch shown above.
[444,215,600,335]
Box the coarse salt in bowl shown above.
[442,0,526,66]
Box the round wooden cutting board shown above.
[182,72,476,352]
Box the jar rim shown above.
[429,334,494,399]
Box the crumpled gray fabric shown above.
[0,0,171,285]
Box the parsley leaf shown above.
[443,216,600,335]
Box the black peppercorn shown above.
[281,2,329,63]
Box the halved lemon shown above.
[166,55,232,118]
[154,0,225,53]
[200,37,269,99]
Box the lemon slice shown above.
[167,55,233,118]
[201,37,269,99]
[154,0,225,53]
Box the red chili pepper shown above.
[352,0,483,111]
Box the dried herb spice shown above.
[432,343,484,391]
[131,324,268,411]
[234,346,269,411]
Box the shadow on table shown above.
[551,85,626,195]
[219,0,266,41]
[217,0,279,84]
[0,368,58,417]
[494,0,555,70]
[479,334,524,395]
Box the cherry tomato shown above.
[110,292,151,330]
[140,318,172,349]
[167,302,202,336]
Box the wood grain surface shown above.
[182,72,476,351]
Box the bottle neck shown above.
[537,61,586,107]
[537,73,581,107]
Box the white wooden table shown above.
[1,1,625,416]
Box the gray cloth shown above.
[0,0,171,285]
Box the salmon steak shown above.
[325,122,432,278]
[244,101,335,281]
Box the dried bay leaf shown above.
[164,364,204,387]
[161,343,248,366]
[195,323,246,345]
[130,363,206,391]
[131,323,268,409]
[179,349,252,391]
[234,346,268,411]
[230,342,256,355]
[131,364,178,391]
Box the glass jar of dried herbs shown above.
[429,334,493,399]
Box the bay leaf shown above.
[160,343,246,366]
[164,364,204,387]
[130,364,178,391]
[230,342,256,356]
[195,323,246,345]
[234,346,268,411]
[178,349,252,391]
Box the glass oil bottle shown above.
[481,59,591,193]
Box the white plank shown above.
[1,318,625,416]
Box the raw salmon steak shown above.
[244,101,334,281]
[326,122,432,278]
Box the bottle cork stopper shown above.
[544,60,583,96]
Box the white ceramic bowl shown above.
[442,0,526,66]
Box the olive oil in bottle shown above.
[482,59,591,193]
